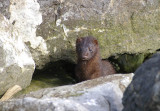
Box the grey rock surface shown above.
[0,0,49,69]
[123,53,160,111]
[37,0,160,65]
[9,0,50,69]
[0,0,10,19]
[0,74,133,111]
[1,0,160,69]
[0,14,35,95]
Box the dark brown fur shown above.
[75,36,116,82]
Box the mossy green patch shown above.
[52,91,84,98]
[15,60,76,96]
[109,53,153,73]
[64,92,84,98]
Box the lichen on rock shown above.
[36,0,160,66]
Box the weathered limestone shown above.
[1,0,159,69]
[0,74,134,111]
[37,0,160,65]
[9,0,50,69]
[0,14,35,95]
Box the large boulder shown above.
[0,0,50,69]
[0,14,35,95]
[0,74,133,111]
[36,0,160,65]
[9,0,50,69]
[122,53,160,111]
[1,0,160,69]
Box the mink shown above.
[75,36,116,82]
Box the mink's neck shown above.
[77,49,103,80]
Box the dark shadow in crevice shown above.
[33,60,77,85]
[14,60,76,96]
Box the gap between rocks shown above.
[14,52,154,97]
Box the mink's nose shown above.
[82,53,89,60]
[82,56,88,59]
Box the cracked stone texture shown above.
[9,0,50,69]
[0,74,133,111]
[0,0,160,69]
[37,0,160,64]
[0,14,35,95]
[123,53,160,111]
[0,0,50,69]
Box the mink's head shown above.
[76,36,99,61]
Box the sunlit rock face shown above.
[0,0,50,69]
[0,14,35,95]
[9,0,50,69]
[0,74,133,111]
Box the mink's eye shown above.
[89,47,93,52]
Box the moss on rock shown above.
[36,0,160,68]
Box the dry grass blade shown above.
[0,85,22,101]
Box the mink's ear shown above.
[94,39,98,45]
[76,37,82,44]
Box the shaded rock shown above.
[0,74,133,111]
[0,14,35,95]
[123,53,160,111]
[0,0,10,19]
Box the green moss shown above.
[109,53,153,73]
[15,60,76,96]
[117,54,145,72]
[16,75,75,95]
[62,92,84,98]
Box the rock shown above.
[122,53,160,111]
[1,0,159,69]
[8,0,50,69]
[0,14,35,95]
[0,74,133,111]
[36,0,160,65]
[0,0,10,19]
[0,0,49,69]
